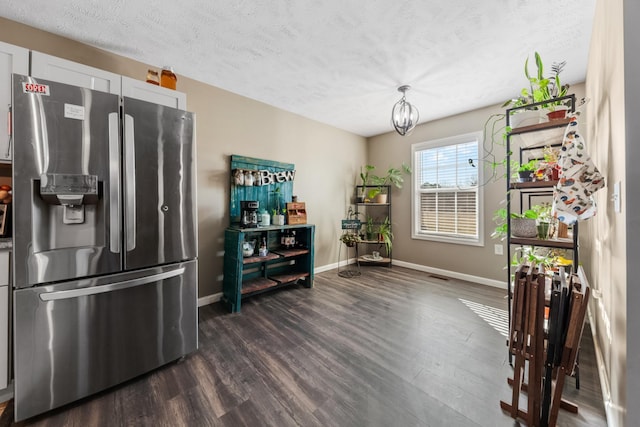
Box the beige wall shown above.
[581,0,628,424]
[367,84,585,285]
[623,0,640,424]
[583,0,640,425]
[0,18,367,298]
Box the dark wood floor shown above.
[2,266,607,426]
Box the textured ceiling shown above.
[1,0,596,137]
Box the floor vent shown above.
[428,274,450,281]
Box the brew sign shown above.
[260,169,295,185]
[22,82,50,96]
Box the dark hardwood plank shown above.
[3,266,606,426]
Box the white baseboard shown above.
[392,259,506,289]
[198,292,222,307]
[197,259,503,308]
[315,259,505,288]
[314,258,355,274]
[587,306,622,427]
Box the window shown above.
[411,132,483,246]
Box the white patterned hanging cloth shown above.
[553,118,605,225]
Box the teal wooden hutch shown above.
[222,155,315,313]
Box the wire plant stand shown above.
[337,241,361,278]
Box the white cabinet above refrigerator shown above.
[3,44,188,165]
[121,75,186,109]
[0,41,29,161]
[31,51,186,108]
[31,51,121,95]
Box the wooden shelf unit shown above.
[510,180,558,190]
[358,256,391,264]
[222,224,315,312]
[354,185,392,267]
[504,95,579,370]
[241,277,278,295]
[510,237,575,249]
[242,253,280,264]
[269,271,310,284]
[509,117,573,135]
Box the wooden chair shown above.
[501,262,545,426]
[501,264,590,427]
[546,268,590,427]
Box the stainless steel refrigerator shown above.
[10,74,198,421]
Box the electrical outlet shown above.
[494,244,503,255]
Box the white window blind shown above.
[412,133,483,245]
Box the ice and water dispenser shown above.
[39,173,99,224]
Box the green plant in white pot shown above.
[270,185,286,225]
[366,163,412,203]
[271,208,286,226]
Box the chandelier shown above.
[391,85,419,136]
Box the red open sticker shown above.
[22,82,50,96]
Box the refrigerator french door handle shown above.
[124,114,136,251]
[38,267,186,301]
[108,112,121,253]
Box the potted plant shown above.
[539,146,561,180]
[360,164,375,186]
[377,216,393,254]
[364,216,377,241]
[510,211,538,238]
[339,232,361,247]
[510,246,557,270]
[492,207,538,239]
[358,165,375,202]
[532,203,553,239]
[492,203,553,240]
[365,163,412,203]
[504,52,570,124]
[270,185,286,225]
[515,159,538,182]
[271,208,286,226]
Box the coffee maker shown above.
[240,200,259,228]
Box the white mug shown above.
[372,251,380,259]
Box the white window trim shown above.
[411,131,484,247]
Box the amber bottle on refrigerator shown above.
[146,69,160,85]
[160,66,177,90]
